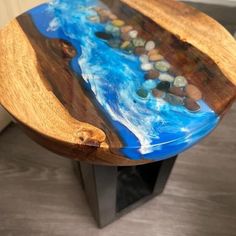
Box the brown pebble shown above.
[134,47,146,55]
[184,98,201,112]
[185,84,202,101]
[108,13,118,21]
[147,49,159,57]
[121,25,133,34]
[152,89,165,98]
[145,70,160,80]
[149,54,164,62]
[169,87,186,97]
[121,32,131,41]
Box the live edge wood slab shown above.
[0,0,235,166]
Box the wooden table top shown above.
[0,0,235,165]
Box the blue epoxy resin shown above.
[28,0,219,161]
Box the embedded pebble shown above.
[95,31,113,40]
[108,13,118,21]
[173,76,188,88]
[152,89,165,98]
[120,41,131,49]
[185,84,202,101]
[141,63,153,71]
[137,88,148,98]
[159,74,174,82]
[132,38,146,47]
[134,47,146,55]
[169,87,186,97]
[145,70,160,80]
[121,32,131,41]
[121,25,133,34]
[112,19,125,27]
[108,39,121,48]
[105,24,120,37]
[139,54,149,63]
[129,30,138,39]
[184,98,201,112]
[142,80,157,90]
[147,49,159,57]
[149,54,164,62]
[154,61,171,72]
[98,10,110,22]
[164,93,184,106]
[156,81,171,92]
[145,41,155,51]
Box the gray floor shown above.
[0,104,235,236]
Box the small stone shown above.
[108,39,121,48]
[97,10,110,23]
[152,89,165,98]
[139,54,149,63]
[145,40,156,51]
[129,30,138,39]
[132,38,146,47]
[142,80,157,90]
[121,25,133,34]
[141,63,153,71]
[185,84,202,101]
[145,70,160,80]
[159,74,174,82]
[112,19,125,27]
[173,76,188,88]
[164,93,184,106]
[134,47,146,55]
[147,49,159,57]
[95,31,113,40]
[105,24,120,37]
[149,54,164,62]
[137,88,148,98]
[156,81,171,92]
[154,61,171,72]
[184,98,201,112]
[169,87,186,97]
[120,41,131,49]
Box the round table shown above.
[0,0,235,228]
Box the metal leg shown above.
[74,156,177,228]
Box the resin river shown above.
[28,0,219,161]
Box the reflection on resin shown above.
[28,0,219,160]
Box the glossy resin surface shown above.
[20,0,224,161]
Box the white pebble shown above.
[129,30,138,39]
[141,63,153,71]
[145,41,155,51]
[159,73,174,82]
[139,54,149,63]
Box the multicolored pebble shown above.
[152,89,165,98]
[141,63,153,71]
[169,87,186,97]
[137,88,148,98]
[142,80,157,90]
[108,39,121,48]
[164,93,184,106]
[173,76,188,88]
[154,61,171,72]
[112,19,125,27]
[108,13,118,21]
[147,49,159,57]
[145,41,156,51]
[159,74,174,82]
[156,81,171,92]
[132,38,146,47]
[145,70,160,80]
[184,98,201,112]
[120,41,131,49]
[105,24,120,37]
[149,54,164,62]
[87,15,100,22]
[185,84,202,101]
[129,30,138,39]
[121,25,133,34]
[139,54,149,63]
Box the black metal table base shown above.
[73,156,177,228]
